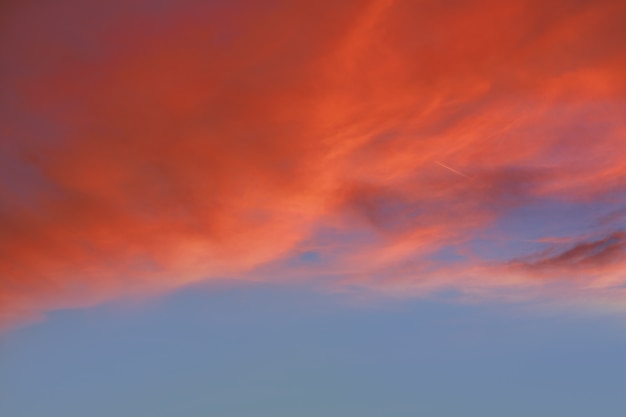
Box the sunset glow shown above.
[2,0,626,325]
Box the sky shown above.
[1,0,626,415]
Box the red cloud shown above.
[2,0,626,326]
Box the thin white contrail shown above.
[434,161,472,179]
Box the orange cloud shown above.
[2,0,626,326]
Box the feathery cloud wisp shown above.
[2,0,626,325]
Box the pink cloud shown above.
[1,0,626,326]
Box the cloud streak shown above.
[2,0,626,325]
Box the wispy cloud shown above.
[2,0,626,325]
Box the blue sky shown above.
[3,283,626,416]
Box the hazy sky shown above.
[2,0,626,415]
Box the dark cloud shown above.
[510,232,626,275]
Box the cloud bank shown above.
[2,0,626,324]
